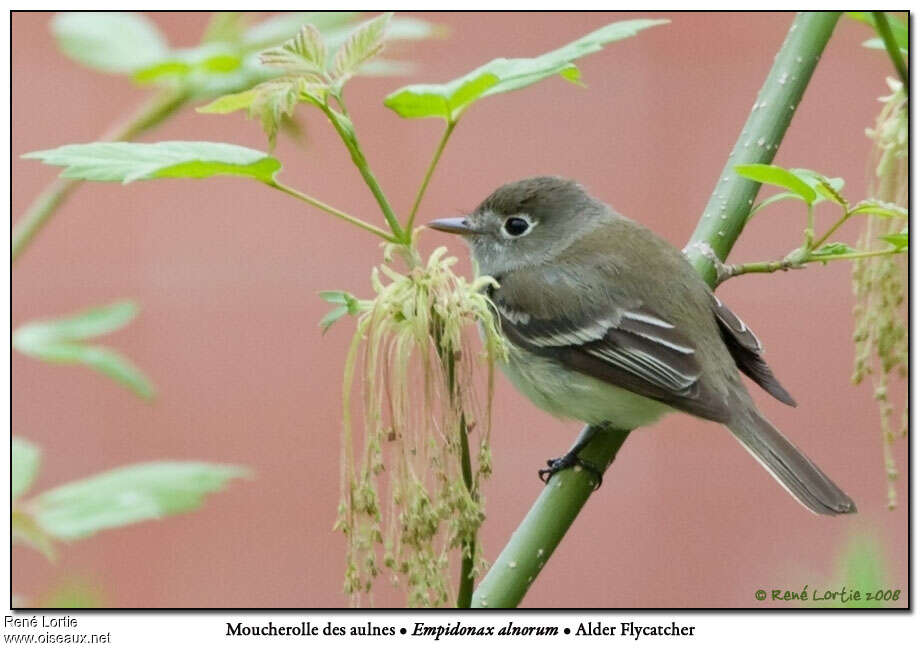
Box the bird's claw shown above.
[538,452,603,490]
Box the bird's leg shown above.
[538,424,605,490]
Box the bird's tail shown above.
[727,405,857,516]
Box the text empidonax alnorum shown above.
[429,176,855,516]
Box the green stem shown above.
[471,11,841,609]
[727,247,904,278]
[12,88,187,263]
[269,181,397,242]
[812,208,852,247]
[406,120,457,232]
[320,104,406,242]
[472,427,629,608]
[456,411,475,608]
[872,12,908,89]
[685,12,841,285]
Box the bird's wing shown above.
[490,272,731,422]
[710,294,797,407]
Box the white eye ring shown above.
[501,214,535,238]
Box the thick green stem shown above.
[471,11,841,609]
[871,12,908,89]
[406,120,457,232]
[685,11,840,285]
[269,181,397,242]
[12,88,187,263]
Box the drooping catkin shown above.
[335,242,507,606]
[852,78,907,509]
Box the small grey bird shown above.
[429,176,855,515]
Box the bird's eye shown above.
[503,217,531,237]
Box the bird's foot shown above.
[538,452,604,490]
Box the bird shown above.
[428,176,856,515]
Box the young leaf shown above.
[880,230,908,250]
[384,18,667,121]
[133,44,242,84]
[51,12,169,74]
[23,141,281,185]
[260,24,328,78]
[199,78,325,148]
[12,438,42,501]
[735,164,817,204]
[332,13,393,81]
[29,462,249,540]
[851,200,908,219]
[789,169,847,206]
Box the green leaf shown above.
[880,229,908,251]
[851,200,908,219]
[133,44,243,84]
[811,242,859,259]
[16,341,155,400]
[199,78,325,148]
[23,141,281,184]
[260,24,328,77]
[30,462,249,540]
[13,301,138,348]
[320,305,349,333]
[51,12,170,74]
[735,164,817,204]
[789,169,846,206]
[333,13,392,81]
[12,438,42,501]
[384,18,667,121]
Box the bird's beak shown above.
[427,217,477,235]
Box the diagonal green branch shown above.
[471,11,841,609]
[12,88,188,264]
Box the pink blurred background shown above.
[12,12,907,608]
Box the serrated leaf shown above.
[735,164,817,204]
[243,12,359,51]
[12,511,57,561]
[333,12,393,81]
[880,230,908,250]
[384,19,667,121]
[13,301,138,348]
[812,242,859,258]
[851,200,908,219]
[199,78,325,148]
[51,12,169,74]
[260,24,327,77]
[12,438,42,501]
[23,141,280,184]
[29,462,249,540]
